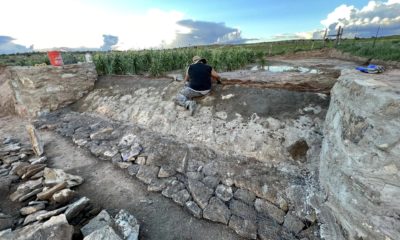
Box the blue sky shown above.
[92,0,369,38]
[1,0,400,53]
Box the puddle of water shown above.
[251,65,320,74]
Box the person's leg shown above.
[175,86,203,108]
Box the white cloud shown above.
[0,0,189,50]
[320,4,355,28]
[318,0,400,38]
[387,0,400,4]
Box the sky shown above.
[0,0,400,54]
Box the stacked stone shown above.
[0,130,140,240]
[36,111,320,240]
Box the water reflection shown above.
[251,65,320,74]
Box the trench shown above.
[2,55,379,240]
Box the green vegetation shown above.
[1,35,399,76]
[92,48,259,76]
[337,36,400,61]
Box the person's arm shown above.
[211,69,222,84]
[184,67,190,82]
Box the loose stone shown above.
[52,189,76,204]
[65,197,90,221]
[20,203,46,216]
[37,182,68,200]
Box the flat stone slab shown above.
[255,198,286,224]
[203,197,231,225]
[188,179,214,209]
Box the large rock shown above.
[81,210,113,237]
[81,209,139,240]
[136,165,159,184]
[203,197,231,225]
[188,179,214,209]
[83,225,122,240]
[1,214,74,240]
[319,69,400,240]
[8,63,97,117]
[229,200,257,221]
[254,198,285,224]
[65,197,90,221]
[233,188,256,205]
[114,209,140,240]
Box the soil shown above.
[0,116,242,240]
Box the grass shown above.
[1,35,399,76]
[337,37,400,61]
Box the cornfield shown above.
[93,47,260,76]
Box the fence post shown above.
[372,25,381,48]
[311,41,315,50]
[323,29,328,47]
[335,26,342,47]
[338,27,344,45]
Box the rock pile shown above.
[36,111,320,239]
[0,127,140,240]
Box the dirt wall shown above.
[0,66,15,117]
[8,63,97,117]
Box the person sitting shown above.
[175,56,221,115]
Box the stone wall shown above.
[319,69,400,240]
[8,63,97,117]
[35,110,321,239]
